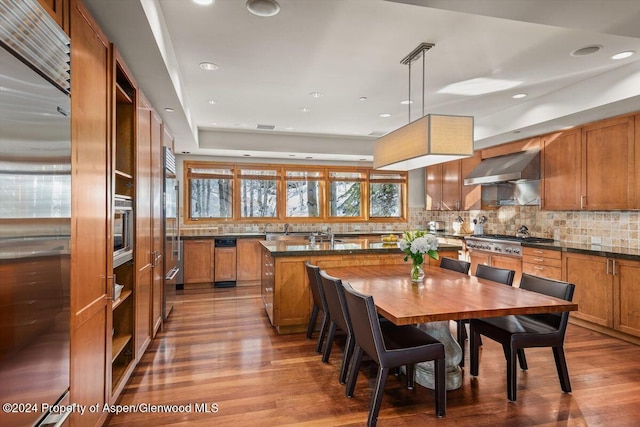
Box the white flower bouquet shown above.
[398,230,439,267]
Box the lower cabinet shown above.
[469,252,523,286]
[522,246,562,280]
[237,238,263,282]
[183,240,215,284]
[564,252,640,338]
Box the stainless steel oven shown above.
[113,196,133,267]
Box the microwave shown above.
[113,195,133,267]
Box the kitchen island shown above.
[260,238,462,334]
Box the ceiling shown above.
[82,0,640,164]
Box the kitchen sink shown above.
[265,232,344,243]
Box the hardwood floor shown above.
[105,285,640,426]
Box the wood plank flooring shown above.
[105,285,640,426]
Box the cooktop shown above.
[468,234,555,244]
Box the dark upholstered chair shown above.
[319,270,355,384]
[470,273,575,401]
[342,282,446,426]
[457,264,516,367]
[305,261,329,354]
[439,257,471,275]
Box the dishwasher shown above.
[214,237,237,287]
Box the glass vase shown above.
[410,262,425,283]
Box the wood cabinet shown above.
[426,152,481,211]
[183,240,215,284]
[37,0,69,33]
[469,252,522,287]
[542,115,635,210]
[69,1,110,425]
[261,249,274,323]
[237,238,263,282]
[564,252,640,338]
[214,247,237,282]
[522,246,562,281]
[151,110,164,336]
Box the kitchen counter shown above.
[260,238,462,257]
[522,240,640,261]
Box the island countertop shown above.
[259,238,462,257]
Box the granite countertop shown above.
[521,240,640,261]
[260,238,462,257]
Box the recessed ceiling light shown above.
[379,113,391,118]
[285,127,294,131]
[512,93,528,99]
[309,91,323,98]
[570,45,602,57]
[193,0,214,5]
[400,99,413,105]
[439,78,522,96]
[359,96,368,101]
[246,0,280,17]
[199,62,219,70]
[299,107,311,112]
[164,108,174,112]
[612,50,635,60]
[208,99,217,105]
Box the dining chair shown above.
[469,273,575,401]
[342,282,446,426]
[456,264,516,367]
[319,270,355,384]
[439,257,471,274]
[305,261,329,354]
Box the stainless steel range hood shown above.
[464,150,540,186]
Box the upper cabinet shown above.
[542,114,636,210]
[37,0,69,33]
[426,152,481,211]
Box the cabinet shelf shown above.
[115,169,133,180]
[111,333,132,362]
[115,82,133,104]
[112,289,132,310]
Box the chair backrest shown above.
[519,273,575,332]
[305,261,327,311]
[319,270,351,334]
[341,282,383,364]
[475,264,515,286]
[439,257,471,274]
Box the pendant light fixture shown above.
[374,43,474,171]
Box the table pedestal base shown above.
[414,321,462,391]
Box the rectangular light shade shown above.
[374,114,474,170]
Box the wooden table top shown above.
[324,264,578,326]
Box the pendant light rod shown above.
[401,42,434,123]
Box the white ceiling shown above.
[82,0,640,163]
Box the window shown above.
[369,172,405,219]
[238,167,278,218]
[285,170,323,219]
[328,170,365,219]
[187,164,233,219]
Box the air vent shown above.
[368,130,387,137]
[256,124,276,130]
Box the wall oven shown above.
[113,196,133,267]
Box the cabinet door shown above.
[581,116,635,210]
[469,252,490,279]
[69,1,109,425]
[183,240,215,284]
[237,238,263,281]
[441,160,461,210]
[37,0,68,33]
[564,252,613,327]
[151,111,164,336]
[214,247,237,281]
[490,255,522,287]
[614,258,640,337]
[541,129,581,210]
[425,164,443,210]
[460,152,481,210]
[274,257,309,329]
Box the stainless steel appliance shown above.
[163,147,179,318]
[113,195,133,267]
[427,221,445,232]
[0,1,71,424]
[465,234,554,257]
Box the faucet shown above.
[284,223,290,235]
[327,227,334,246]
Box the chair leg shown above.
[306,305,319,339]
[470,329,481,376]
[339,333,355,384]
[507,347,518,402]
[346,346,364,397]
[405,364,414,389]
[552,346,572,393]
[434,358,446,418]
[322,322,337,363]
[517,349,528,370]
[315,313,330,354]
[456,320,466,367]
[367,366,390,427]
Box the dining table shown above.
[324,263,578,391]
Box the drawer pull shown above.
[533,250,544,254]
[264,287,273,292]
[534,258,544,262]
[534,266,545,270]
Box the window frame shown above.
[282,168,326,222]
[236,165,280,220]
[367,170,407,222]
[185,162,235,221]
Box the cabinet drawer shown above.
[522,262,561,280]
[522,247,561,259]
[522,254,562,268]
